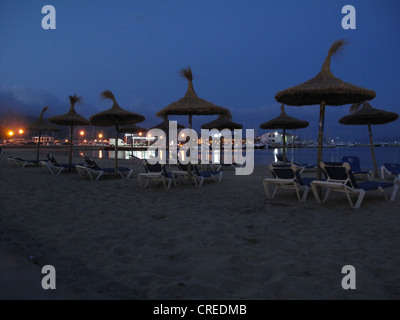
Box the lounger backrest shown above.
[194,165,201,176]
[384,163,400,174]
[321,162,359,189]
[84,157,101,170]
[269,163,305,186]
[145,162,163,173]
[47,153,59,166]
[276,154,287,162]
[341,156,361,172]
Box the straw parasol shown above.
[260,104,309,163]
[156,67,231,129]
[201,114,242,164]
[339,101,399,178]
[275,40,376,179]
[151,116,185,131]
[156,67,231,177]
[28,107,60,164]
[48,94,90,170]
[90,90,145,174]
[150,116,185,162]
[201,114,242,131]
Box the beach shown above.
[1,148,400,300]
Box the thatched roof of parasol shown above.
[339,101,399,125]
[90,90,145,127]
[201,114,242,130]
[275,40,376,106]
[156,67,232,117]
[28,107,60,132]
[260,104,309,130]
[151,116,185,131]
[48,95,90,126]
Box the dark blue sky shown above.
[1,0,399,142]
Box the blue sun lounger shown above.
[381,163,400,180]
[263,163,315,202]
[76,157,133,180]
[7,156,38,168]
[341,156,373,180]
[311,162,399,209]
[137,162,174,189]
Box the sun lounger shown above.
[7,156,38,168]
[192,164,223,187]
[311,162,399,209]
[77,157,133,180]
[138,162,173,189]
[341,156,372,180]
[40,153,76,175]
[263,163,315,202]
[381,163,400,180]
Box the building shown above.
[32,136,54,143]
[260,131,299,146]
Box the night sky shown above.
[1,0,399,142]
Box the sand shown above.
[1,148,400,300]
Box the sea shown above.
[73,146,400,168]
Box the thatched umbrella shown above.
[156,67,231,176]
[201,114,242,164]
[90,90,145,174]
[339,101,399,178]
[260,104,309,163]
[150,116,185,162]
[201,114,242,131]
[275,40,376,179]
[28,107,60,164]
[48,95,90,170]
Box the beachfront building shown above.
[32,136,54,143]
[260,131,299,146]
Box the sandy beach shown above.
[1,148,400,300]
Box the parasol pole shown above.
[282,127,287,164]
[317,101,326,180]
[368,124,378,179]
[36,130,42,164]
[69,124,73,171]
[115,121,119,174]
[187,114,193,183]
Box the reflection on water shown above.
[73,146,400,167]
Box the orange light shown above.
[19,129,24,134]
[98,133,103,139]
[80,131,85,136]
[139,132,142,136]
[8,131,14,136]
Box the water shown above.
[73,146,400,168]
